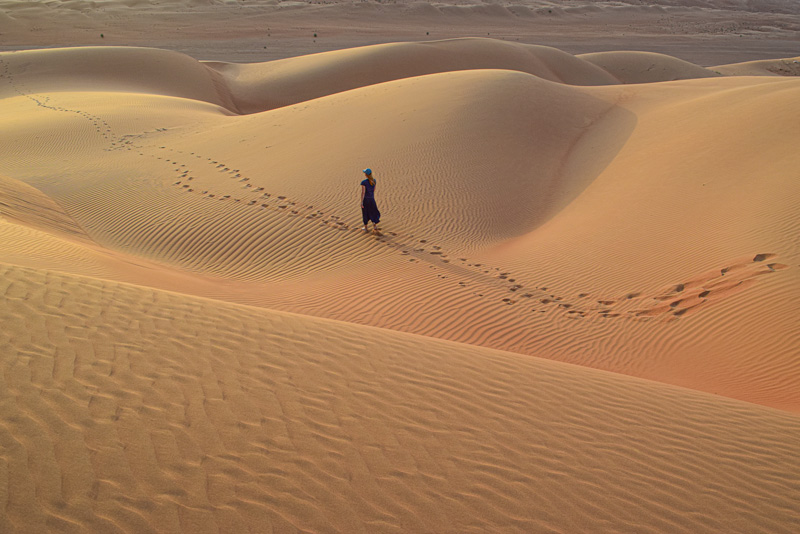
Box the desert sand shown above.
[1,0,800,532]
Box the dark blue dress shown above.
[361,178,381,225]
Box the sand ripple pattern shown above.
[1,263,800,533]
[2,41,800,533]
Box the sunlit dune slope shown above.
[714,55,800,76]
[0,68,633,278]
[1,262,799,534]
[1,39,624,118]
[0,46,236,109]
[207,38,620,113]
[481,75,800,410]
[0,180,229,299]
[578,50,720,83]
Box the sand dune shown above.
[1,263,799,533]
[578,50,720,83]
[208,38,620,113]
[1,36,799,532]
[0,47,235,109]
[4,42,798,407]
[714,55,800,76]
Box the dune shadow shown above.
[521,95,638,235]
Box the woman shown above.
[360,168,381,234]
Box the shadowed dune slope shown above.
[1,262,799,534]
[0,172,91,244]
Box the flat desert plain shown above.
[1,1,799,533]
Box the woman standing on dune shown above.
[360,168,381,234]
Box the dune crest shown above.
[714,55,800,76]
[0,46,236,110]
[207,38,620,113]
[578,50,721,83]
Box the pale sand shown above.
[1,1,800,532]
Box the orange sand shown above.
[1,2,800,532]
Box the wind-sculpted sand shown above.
[1,36,799,533]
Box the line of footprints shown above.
[159,144,789,323]
[0,58,115,143]
[2,65,789,322]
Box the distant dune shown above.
[1,37,799,533]
[714,55,800,76]
[578,50,720,83]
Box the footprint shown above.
[720,264,747,275]
[753,253,776,262]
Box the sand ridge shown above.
[1,33,800,533]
